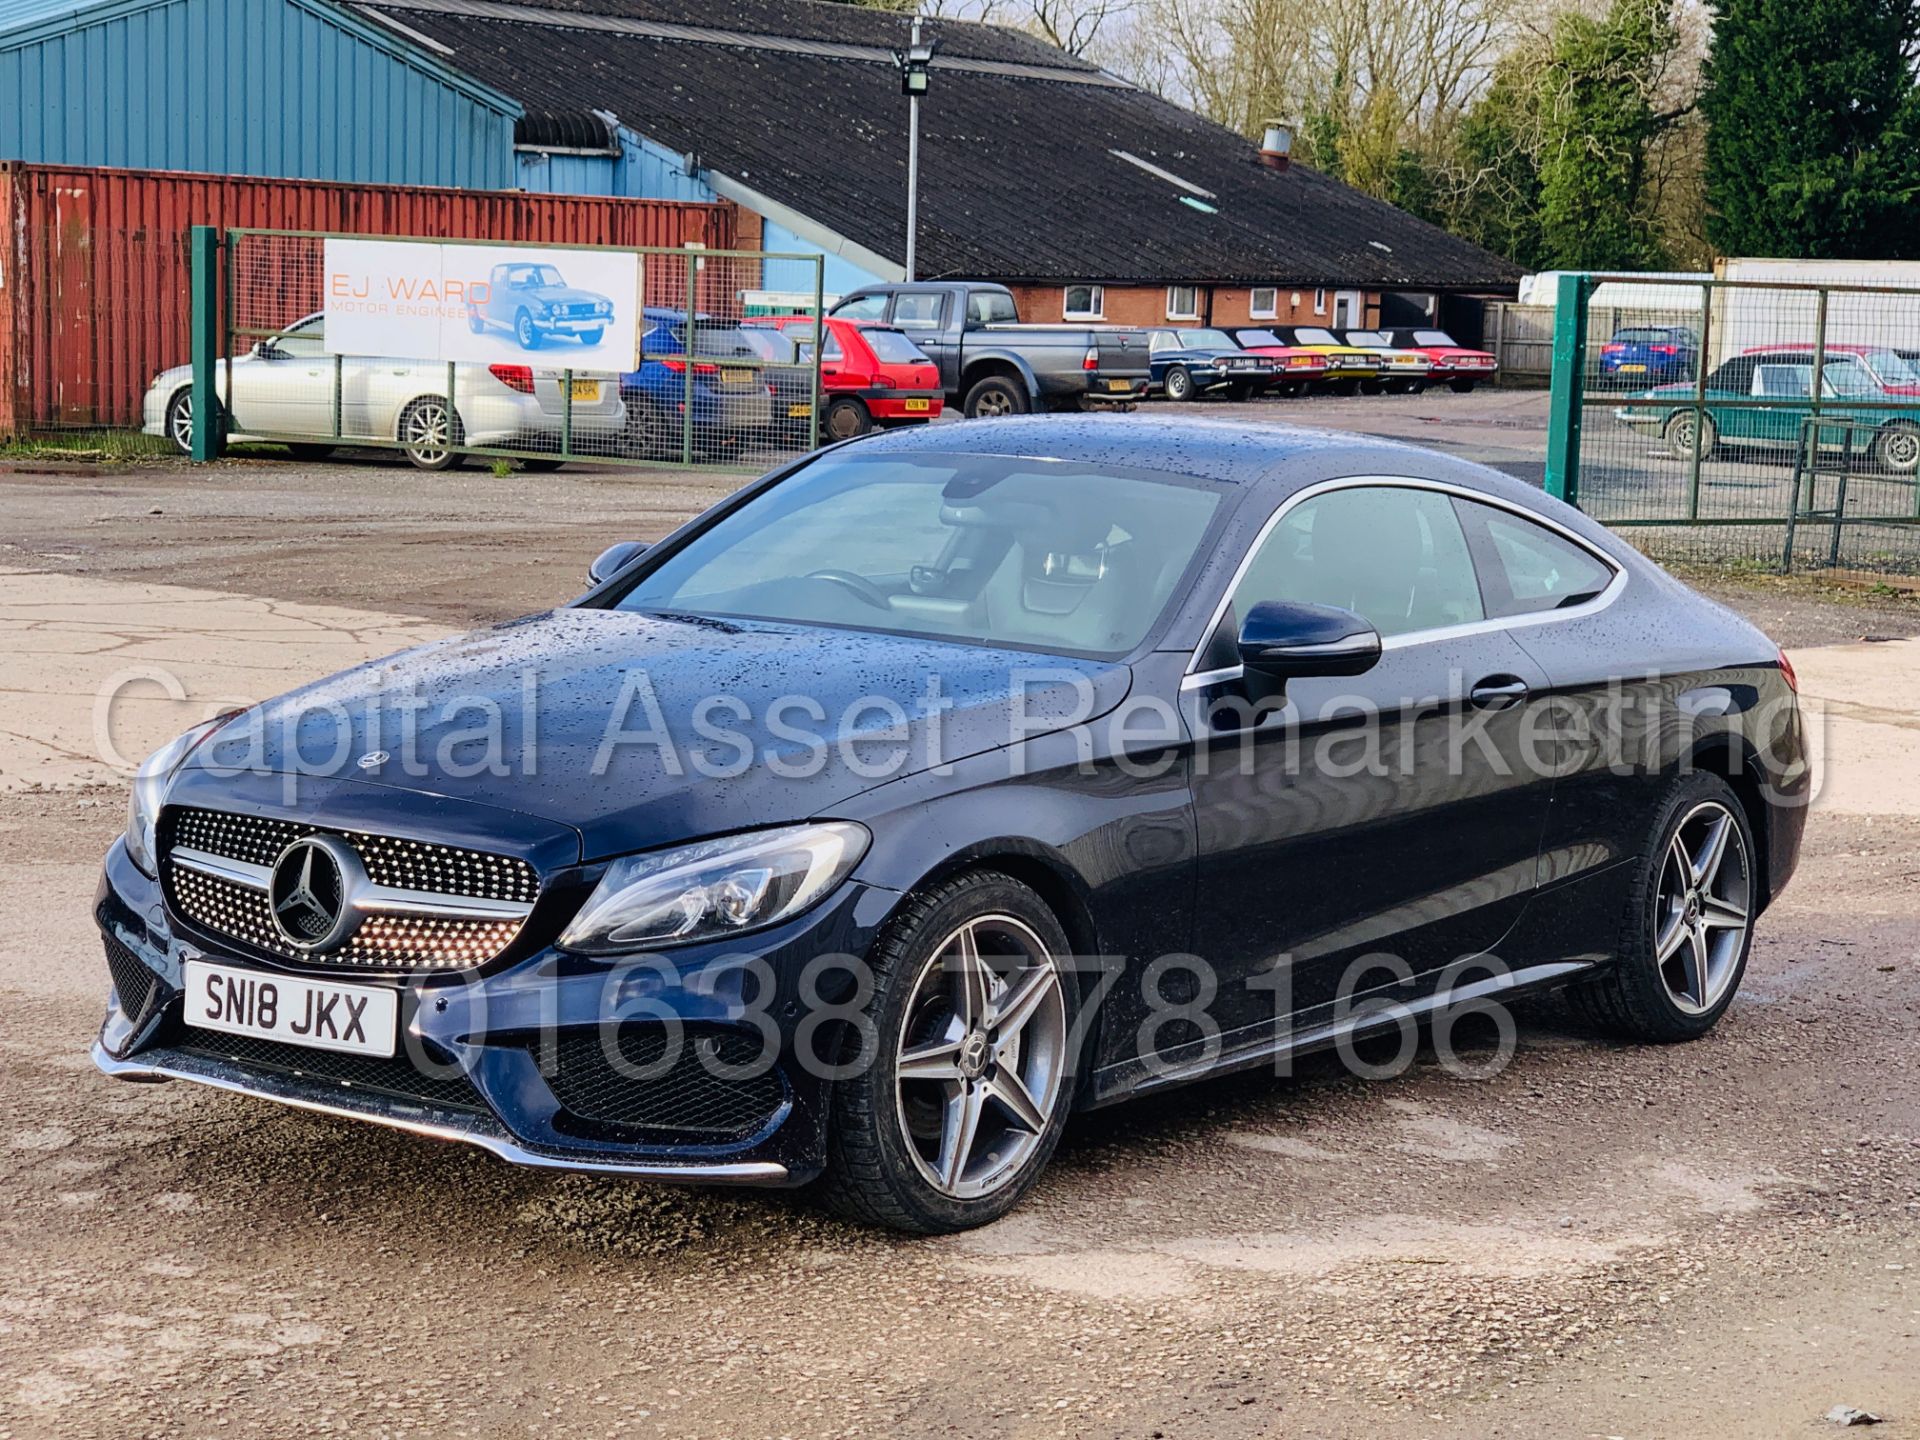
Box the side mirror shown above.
[587,541,649,586]
[253,341,282,360]
[1238,600,1381,681]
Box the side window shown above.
[893,293,946,329]
[1456,500,1615,618]
[1755,364,1811,398]
[832,293,888,321]
[274,316,327,358]
[967,290,1017,325]
[1230,486,1483,639]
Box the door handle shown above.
[1469,675,1530,710]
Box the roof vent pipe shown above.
[1259,120,1293,172]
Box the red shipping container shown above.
[0,161,740,435]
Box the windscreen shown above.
[614,453,1225,658]
[1293,328,1341,345]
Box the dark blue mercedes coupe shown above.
[94,416,1807,1232]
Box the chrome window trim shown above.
[1180,474,1627,688]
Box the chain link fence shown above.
[1547,274,1920,574]
[204,229,826,472]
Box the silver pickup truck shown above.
[828,282,1151,419]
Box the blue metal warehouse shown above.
[0,0,519,188]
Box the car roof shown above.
[843,414,1546,500]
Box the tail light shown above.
[1601,344,1624,355]
[1083,346,1099,371]
[1777,648,1798,693]
[1650,345,1678,355]
[489,364,535,394]
[660,358,719,375]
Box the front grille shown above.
[162,807,539,972]
[103,934,162,1021]
[542,1027,787,1143]
[175,1027,485,1113]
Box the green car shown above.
[1616,350,1920,474]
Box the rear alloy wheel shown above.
[1571,773,1756,1042]
[623,396,673,459]
[963,376,1029,419]
[164,388,196,455]
[1664,410,1717,463]
[398,397,466,471]
[1163,366,1195,402]
[825,396,873,440]
[821,871,1079,1233]
[1877,420,1920,475]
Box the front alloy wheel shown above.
[821,872,1079,1232]
[165,389,195,454]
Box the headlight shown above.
[124,714,237,877]
[596,300,613,316]
[558,822,869,955]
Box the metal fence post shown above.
[189,225,224,462]
[1685,280,1713,520]
[809,257,823,452]
[1543,273,1588,505]
[682,254,697,467]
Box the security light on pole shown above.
[893,19,937,282]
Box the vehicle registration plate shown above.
[721,368,756,386]
[182,959,397,1058]
[903,398,931,412]
[787,402,814,418]
[1620,363,1646,373]
[1106,380,1133,392]
[569,379,600,401]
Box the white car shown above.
[141,314,628,470]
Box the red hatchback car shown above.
[1381,329,1500,392]
[751,315,945,439]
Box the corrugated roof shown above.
[353,0,1521,290]
[0,0,144,38]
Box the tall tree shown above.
[1700,0,1920,258]
[1536,0,1685,269]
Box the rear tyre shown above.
[818,871,1082,1234]
[1163,366,1195,402]
[397,396,465,471]
[623,396,673,460]
[1664,410,1717,463]
[963,375,1029,419]
[520,458,566,472]
[1224,381,1255,403]
[284,443,335,462]
[1448,377,1478,394]
[1359,378,1386,396]
[825,396,873,440]
[467,310,486,335]
[1876,420,1920,475]
[1569,772,1756,1043]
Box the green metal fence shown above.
[187,225,828,472]
[1544,272,1920,573]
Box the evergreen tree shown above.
[1701,0,1920,258]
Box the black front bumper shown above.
[94,837,901,1186]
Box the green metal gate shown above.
[187,225,827,472]
[1544,272,1920,573]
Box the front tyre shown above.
[164,388,196,455]
[820,871,1080,1234]
[1570,772,1756,1043]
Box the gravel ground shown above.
[4,398,1918,1437]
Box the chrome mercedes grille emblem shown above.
[267,835,366,952]
[356,750,390,771]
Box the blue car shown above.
[1599,325,1698,385]
[469,262,615,351]
[93,416,1804,1233]
[621,308,774,457]
[1146,327,1278,401]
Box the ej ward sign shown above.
[323,238,643,371]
